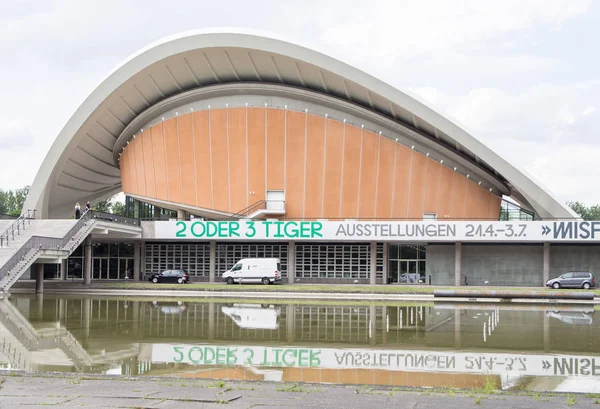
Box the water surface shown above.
[1,295,599,393]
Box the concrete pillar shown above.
[177,209,187,220]
[209,242,216,283]
[287,242,295,284]
[140,241,146,281]
[58,298,66,324]
[286,304,295,343]
[133,241,141,281]
[208,302,215,341]
[60,259,67,280]
[82,297,91,343]
[83,236,92,285]
[369,305,377,345]
[132,301,140,336]
[35,263,44,294]
[454,309,462,348]
[370,242,377,285]
[455,242,462,286]
[543,242,550,285]
[382,306,388,344]
[382,243,389,285]
[36,294,44,320]
[543,311,550,352]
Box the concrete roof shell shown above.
[24,28,576,219]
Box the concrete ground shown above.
[1,372,598,408]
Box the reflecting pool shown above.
[1,295,599,393]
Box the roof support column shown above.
[455,242,462,286]
[288,241,296,284]
[370,242,377,285]
[543,242,550,286]
[209,241,216,283]
[84,236,92,285]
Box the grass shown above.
[474,396,482,405]
[276,383,307,393]
[65,281,600,296]
[567,396,577,406]
[207,380,226,388]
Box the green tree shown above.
[0,186,30,216]
[111,201,126,216]
[92,199,112,213]
[567,201,600,220]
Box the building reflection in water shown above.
[0,295,598,392]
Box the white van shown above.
[222,258,282,285]
[221,304,281,329]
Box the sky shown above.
[1,0,599,205]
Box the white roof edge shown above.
[25,29,574,219]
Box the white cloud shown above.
[299,0,592,60]
[411,81,600,203]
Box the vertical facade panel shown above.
[141,128,156,199]
[374,137,395,219]
[488,194,502,219]
[266,108,285,190]
[284,110,306,218]
[228,108,248,214]
[210,109,229,212]
[304,114,325,219]
[151,123,168,201]
[391,145,412,218]
[423,159,442,214]
[127,137,139,195]
[464,180,479,218]
[407,152,427,219]
[163,118,181,203]
[247,108,266,206]
[341,125,361,217]
[476,185,491,219]
[357,131,378,218]
[193,111,212,209]
[450,173,468,219]
[177,114,196,206]
[120,145,131,194]
[322,119,344,218]
[133,134,146,197]
[437,166,454,220]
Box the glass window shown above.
[562,273,574,279]
[109,243,118,258]
[119,243,134,257]
[93,243,108,257]
[231,264,242,272]
[400,245,418,260]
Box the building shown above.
[6,29,600,291]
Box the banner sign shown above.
[151,343,600,377]
[152,220,600,243]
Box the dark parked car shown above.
[148,269,189,284]
[546,272,595,289]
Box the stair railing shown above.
[0,209,36,247]
[0,211,139,283]
[227,200,266,220]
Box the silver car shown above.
[546,272,595,289]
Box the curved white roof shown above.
[24,29,575,219]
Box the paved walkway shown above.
[0,372,598,408]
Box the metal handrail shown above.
[227,200,267,219]
[0,209,36,247]
[0,211,140,282]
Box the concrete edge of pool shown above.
[6,287,599,304]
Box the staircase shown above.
[0,211,140,294]
[228,199,286,220]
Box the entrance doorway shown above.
[388,245,426,284]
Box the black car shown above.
[148,269,189,284]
